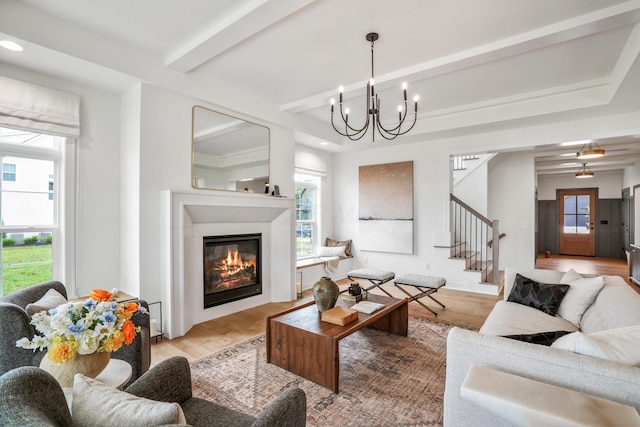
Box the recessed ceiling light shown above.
[0,40,24,52]
[320,141,328,146]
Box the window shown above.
[563,194,591,234]
[0,127,63,296]
[2,163,16,181]
[295,174,320,258]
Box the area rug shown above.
[190,317,458,426]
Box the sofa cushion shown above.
[551,325,640,367]
[507,274,570,316]
[325,237,353,258]
[580,275,640,334]
[317,245,346,258]
[557,276,604,327]
[501,330,573,346]
[25,288,67,316]
[480,300,578,336]
[72,374,186,426]
[503,268,565,300]
[559,268,583,284]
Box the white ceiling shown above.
[1,0,640,177]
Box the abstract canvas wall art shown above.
[359,161,413,254]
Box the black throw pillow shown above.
[501,330,573,346]
[507,274,570,316]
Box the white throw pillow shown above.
[72,374,187,426]
[25,288,67,316]
[557,276,604,326]
[559,268,583,284]
[551,325,640,367]
[317,245,346,257]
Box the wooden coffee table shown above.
[266,294,408,393]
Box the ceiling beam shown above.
[281,1,640,114]
[165,0,316,73]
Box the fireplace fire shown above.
[203,233,262,308]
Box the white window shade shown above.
[295,150,327,177]
[0,76,80,137]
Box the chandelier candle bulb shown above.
[339,86,343,103]
[403,82,407,100]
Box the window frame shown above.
[295,173,321,259]
[0,127,76,296]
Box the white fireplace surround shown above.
[164,190,296,338]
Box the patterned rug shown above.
[190,317,456,426]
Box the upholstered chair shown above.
[0,366,73,426]
[0,281,150,386]
[0,358,307,427]
[0,281,67,375]
[125,356,308,427]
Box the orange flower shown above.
[102,330,125,352]
[90,289,113,302]
[123,303,139,319]
[122,320,136,345]
[48,340,77,363]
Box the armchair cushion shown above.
[25,288,67,316]
[72,374,186,426]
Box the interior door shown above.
[559,189,596,256]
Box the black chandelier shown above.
[330,32,419,141]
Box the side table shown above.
[63,358,132,409]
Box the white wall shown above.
[333,140,460,286]
[454,159,488,215]
[333,139,539,294]
[488,152,537,272]
[537,171,623,201]
[0,64,122,297]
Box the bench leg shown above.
[394,285,445,316]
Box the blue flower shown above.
[100,311,117,324]
[68,320,85,334]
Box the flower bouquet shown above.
[17,288,148,364]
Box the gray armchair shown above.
[0,281,67,375]
[125,356,307,427]
[0,357,307,427]
[0,281,150,386]
[0,366,72,426]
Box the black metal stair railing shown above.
[450,194,501,284]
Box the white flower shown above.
[76,330,101,354]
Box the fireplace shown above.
[203,233,262,308]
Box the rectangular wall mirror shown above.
[192,105,270,192]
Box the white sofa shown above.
[444,268,640,426]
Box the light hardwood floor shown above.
[150,255,638,366]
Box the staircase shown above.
[449,193,503,285]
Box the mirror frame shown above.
[191,105,270,192]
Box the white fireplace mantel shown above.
[163,190,296,338]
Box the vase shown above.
[312,276,340,312]
[40,352,111,388]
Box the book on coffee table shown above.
[321,306,359,326]
[350,301,385,314]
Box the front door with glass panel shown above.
[559,189,596,256]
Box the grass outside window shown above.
[2,245,53,295]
